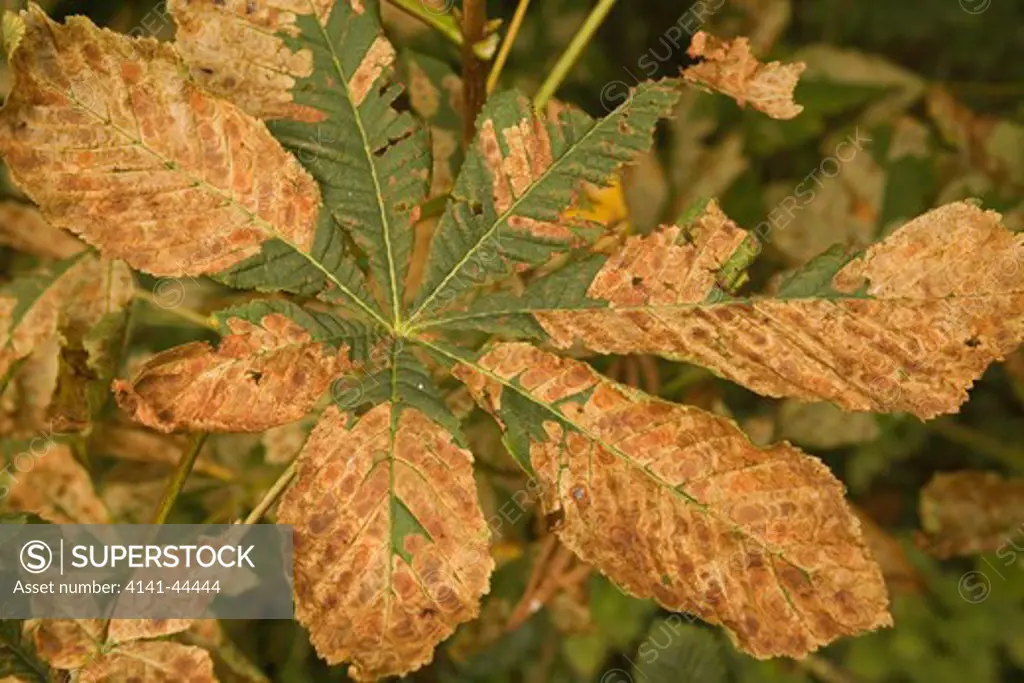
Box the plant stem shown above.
[242,461,298,525]
[927,419,1024,472]
[150,433,208,524]
[461,0,488,146]
[386,0,498,60]
[486,0,532,94]
[134,287,218,330]
[533,0,619,109]
[801,655,859,683]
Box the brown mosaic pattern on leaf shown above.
[348,36,396,107]
[477,116,574,243]
[113,313,351,433]
[0,8,320,277]
[454,343,891,659]
[79,641,217,683]
[29,619,103,670]
[106,619,194,644]
[537,202,1024,419]
[584,200,748,307]
[169,0,332,120]
[3,443,109,524]
[277,403,493,681]
[1,257,132,436]
[918,470,1024,559]
[0,201,83,259]
[0,258,89,382]
[683,31,805,120]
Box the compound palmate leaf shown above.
[407,81,681,323]
[450,342,891,659]
[277,402,492,681]
[172,0,430,323]
[432,201,1024,419]
[114,300,368,433]
[0,7,321,281]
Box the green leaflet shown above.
[212,298,384,365]
[632,618,726,683]
[418,227,870,339]
[267,0,430,326]
[421,255,606,339]
[358,346,465,447]
[412,339,556,475]
[407,81,682,325]
[0,620,50,682]
[216,200,383,325]
[776,243,869,299]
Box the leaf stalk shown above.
[533,0,620,109]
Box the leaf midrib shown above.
[406,89,648,326]
[36,73,390,331]
[414,335,813,578]
[304,0,403,327]
[414,290,1024,331]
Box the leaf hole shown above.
[631,276,644,287]
[246,370,264,385]
[965,337,981,348]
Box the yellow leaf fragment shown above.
[277,403,493,681]
[0,201,83,259]
[3,443,109,523]
[918,470,1024,559]
[79,641,217,683]
[454,343,891,659]
[114,313,352,433]
[683,31,805,120]
[537,201,1024,419]
[168,0,332,120]
[0,7,320,277]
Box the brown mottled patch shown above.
[113,314,352,433]
[5,444,109,523]
[29,619,104,670]
[918,471,1024,559]
[456,343,892,659]
[348,36,395,107]
[277,404,493,681]
[473,105,575,243]
[0,8,320,277]
[107,618,193,644]
[534,201,1024,419]
[168,0,333,119]
[683,31,806,120]
[0,201,83,258]
[79,641,216,682]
